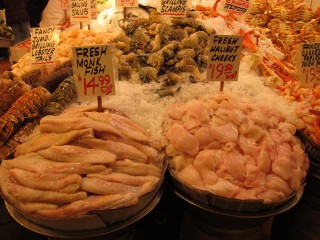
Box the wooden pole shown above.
[220,81,224,92]
[97,96,103,112]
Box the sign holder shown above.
[97,96,103,112]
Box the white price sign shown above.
[115,0,138,7]
[297,42,320,87]
[70,0,91,24]
[72,45,116,97]
[206,35,243,82]
[31,26,58,65]
[158,0,188,17]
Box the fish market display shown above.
[0,107,164,219]
[164,93,309,204]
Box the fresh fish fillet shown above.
[0,168,87,203]
[110,159,163,177]
[36,192,139,218]
[10,168,82,192]
[80,177,155,197]
[14,128,94,157]
[0,168,58,213]
[2,153,109,174]
[85,111,151,143]
[87,172,160,187]
[97,134,158,163]
[75,138,147,163]
[39,115,122,136]
[37,145,117,164]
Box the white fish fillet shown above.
[85,111,151,143]
[87,172,160,187]
[39,115,122,136]
[98,134,158,163]
[37,145,117,164]
[110,159,163,178]
[36,192,139,218]
[75,138,147,163]
[81,177,155,197]
[2,155,108,174]
[10,168,82,192]
[14,128,94,157]
[0,168,87,203]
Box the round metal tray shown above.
[171,184,303,219]
[6,186,165,239]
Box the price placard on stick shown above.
[297,42,320,87]
[158,0,188,17]
[72,45,116,97]
[61,0,69,9]
[224,0,250,17]
[70,0,91,24]
[115,0,138,7]
[207,35,243,82]
[91,0,97,19]
[31,26,58,65]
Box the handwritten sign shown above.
[206,35,243,82]
[115,0,138,7]
[72,45,116,97]
[224,0,250,16]
[297,42,320,87]
[158,0,188,17]
[31,26,58,65]
[61,0,69,9]
[70,0,91,24]
[91,0,97,19]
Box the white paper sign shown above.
[224,0,250,17]
[70,0,91,24]
[297,42,320,87]
[158,0,188,17]
[72,45,116,97]
[206,35,243,82]
[61,0,69,9]
[115,0,138,7]
[31,26,58,65]
[91,0,97,19]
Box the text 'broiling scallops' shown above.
[164,93,310,204]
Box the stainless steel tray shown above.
[5,186,165,238]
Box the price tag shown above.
[158,0,188,17]
[224,0,250,17]
[91,0,97,19]
[297,42,320,87]
[70,0,91,24]
[72,45,116,97]
[31,26,58,65]
[206,35,243,82]
[61,0,69,10]
[115,0,138,8]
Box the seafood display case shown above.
[1,0,320,239]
